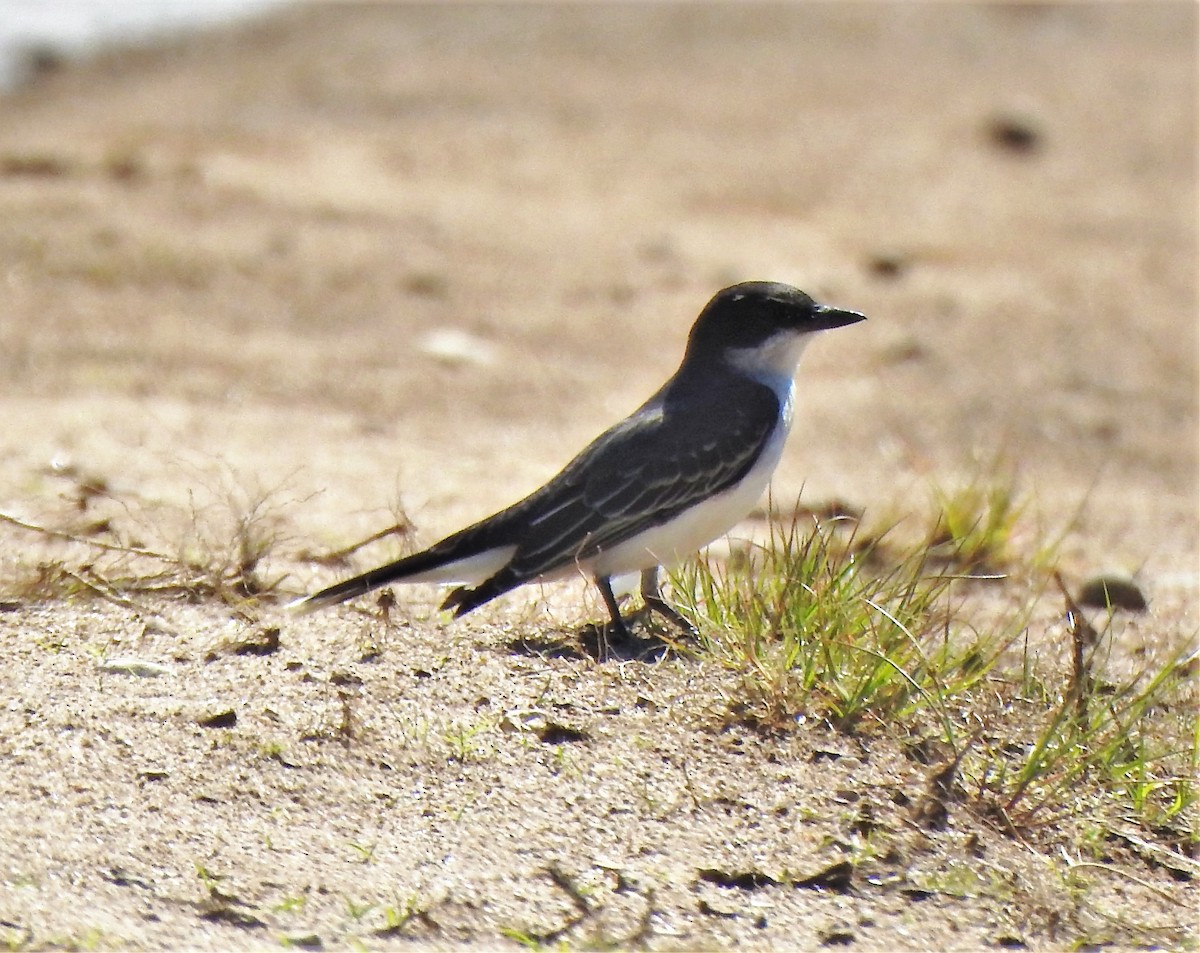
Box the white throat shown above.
[725,331,814,402]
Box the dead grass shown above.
[0,464,300,609]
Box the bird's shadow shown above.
[505,634,590,662]
[576,622,674,663]
[505,612,685,663]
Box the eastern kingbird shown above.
[291,281,865,650]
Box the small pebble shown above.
[865,252,908,280]
[99,657,171,677]
[986,114,1042,154]
[1078,574,1148,612]
[198,709,238,729]
[418,328,496,366]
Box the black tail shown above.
[291,492,534,615]
[439,566,524,618]
[288,547,461,615]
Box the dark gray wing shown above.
[443,375,781,615]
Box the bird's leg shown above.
[640,566,699,638]
[595,575,633,658]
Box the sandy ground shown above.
[0,4,1196,950]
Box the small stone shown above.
[794,861,855,893]
[402,270,448,298]
[418,328,496,366]
[985,114,1042,154]
[865,252,908,280]
[536,721,588,745]
[231,626,281,656]
[99,657,171,677]
[1078,575,1148,612]
[198,709,237,729]
[140,618,178,637]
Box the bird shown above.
[290,281,865,653]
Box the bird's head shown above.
[683,281,866,377]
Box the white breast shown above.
[585,330,808,579]
[586,391,795,578]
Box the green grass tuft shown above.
[926,466,1025,572]
[671,486,1197,852]
[673,511,1027,735]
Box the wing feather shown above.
[510,375,780,578]
[441,373,782,615]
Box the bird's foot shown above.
[637,566,699,642]
[642,594,699,640]
[581,606,695,661]
[576,610,656,661]
[587,573,696,661]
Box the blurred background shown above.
[0,2,1196,594]
[0,0,286,89]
